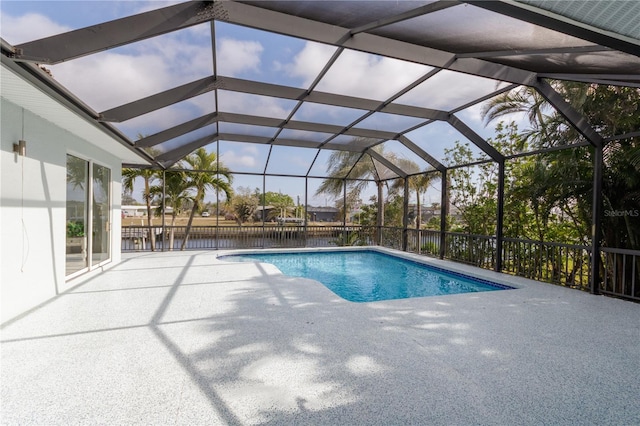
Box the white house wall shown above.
[1,97,123,324]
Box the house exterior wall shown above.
[1,98,123,324]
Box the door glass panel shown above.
[92,163,111,266]
[66,155,88,275]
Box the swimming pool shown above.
[220,249,513,302]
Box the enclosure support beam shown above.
[162,170,166,253]
[304,177,309,246]
[533,79,603,147]
[590,145,604,294]
[440,169,448,260]
[262,174,266,249]
[377,181,384,246]
[402,178,410,252]
[13,2,216,63]
[343,180,348,244]
[495,160,505,272]
[215,143,220,250]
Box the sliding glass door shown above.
[66,155,112,277]
[66,155,89,275]
[92,163,111,266]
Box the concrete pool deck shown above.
[1,248,639,425]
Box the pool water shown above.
[221,250,512,302]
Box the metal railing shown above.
[122,225,378,251]
[601,247,640,301]
[406,229,441,257]
[380,227,403,250]
[444,232,497,270]
[502,238,591,290]
[122,225,639,302]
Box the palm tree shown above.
[121,144,162,250]
[151,171,192,251]
[122,167,160,250]
[481,85,572,150]
[316,142,400,226]
[483,83,640,294]
[409,173,436,229]
[179,148,233,250]
[392,157,437,229]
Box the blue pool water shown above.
[221,250,513,302]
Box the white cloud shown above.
[459,104,485,125]
[51,52,173,111]
[117,105,197,139]
[289,43,431,101]
[220,150,257,168]
[0,13,70,44]
[398,72,510,111]
[287,42,337,85]
[138,33,214,80]
[218,91,292,119]
[241,145,259,155]
[217,38,263,76]
[44,26,215,112]
[4,7,215,115]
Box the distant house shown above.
[121,205,172,217]
[307,206,339,222]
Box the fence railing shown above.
[406,229,441,257]
[444,232,497,270]
[601,247,640,301]
[122,225,639,302]
[380,227,403,250]
[122,225,379,251]
[502,238,591,290]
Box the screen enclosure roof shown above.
[1,0,639,181]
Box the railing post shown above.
[495,159,505,272]
[590,144,603,294]
[439,169,447,259]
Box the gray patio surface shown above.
[1,248,639,425]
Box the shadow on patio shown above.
[1,250,639,425]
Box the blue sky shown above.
[1,1,526,207]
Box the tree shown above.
[179,148,233,250]
[122,145,162,251]
[231,186,259,225]
[444,140,499,236]
[150,171,192,250]
[478,83,639,291]
[260,192,294,221]
[395,157,438,229]
[483,83,640,250]
[316,141,407,227]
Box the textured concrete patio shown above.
[2,248,639,425]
